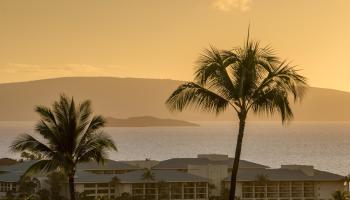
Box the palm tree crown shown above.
[167,42,307,121]
[166,33,307,200]
[10,94,117,200]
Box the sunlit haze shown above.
[0,0,349,91]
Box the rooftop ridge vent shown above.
[281,165,314,176]
[197,154,229,161]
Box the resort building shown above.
[223,165,345,200]
[77,159,140,174]
[153,154,345,200]
[153,154,269,196]
[0,160,44,197]
[0,154,345,200]
[74,169,209,200]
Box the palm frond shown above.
[194,47,239,101]
[75,132,116,163]
[251,86,293,122]
[23,160,60,177]
[10,134,54,157]
[35,106,57,126]
[165,82,230,114]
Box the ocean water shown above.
[0,121,349,175]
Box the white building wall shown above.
[119,183,132,194]
[188,164,228,196]
[317,181,345,200]
[235,182,242,197]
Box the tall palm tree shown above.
[165,33,307,200]
[10,94,117,200]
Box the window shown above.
[84,190,95,195]
[196,182,206,187]
[304,182,315,198]
[292,182,303,197]
[97,189,109,194]
[196,181,207,199]
[0,182,14,192]
[97,183,109,187]
[279,182,291,198]
[197,193,206,199]
[84,183,96,188]
[242,182,254,198]
[170,183,182,199]
[184,194,194,199]
[196,188,206,193]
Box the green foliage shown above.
[36,189,51,200]
[5,190,15,200]
[77,191,92,200]
[110,176,120,187]
[255,174,270,185]
[18,176,39,198]
[166,42,307,122]
[332,190,349,200]
[10,94,117,200]
[142,169,155,181]
[166,31,308,200]
[20,151,43,161]
[46,171,67,200]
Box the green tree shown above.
[5,190,15,200]
[10,94,117,200]
[142,169,155,181]
[77,191,91,200]
[332,190,349,200]
[165,32,307,200]
[46,171,67,200]
[21,151,43,161]
[110,176,120,197]
[110,176,120,187]
[36,189,51,200]
[18,176,39,199]
[255,174,270,186]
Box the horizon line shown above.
[0,75,348,94]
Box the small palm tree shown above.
[142,169,155,181]
[332,190,349,200]
[110,176,121,187]
[166,31,307,200]
[110,176,121,197]
[255,174,270,186]
[10,94,117,200]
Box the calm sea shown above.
[0,121,349,175]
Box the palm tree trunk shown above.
[229,114,246,200]
[68,171,76,200]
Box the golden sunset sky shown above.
[0,0,349,91]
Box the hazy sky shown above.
[0,0,349,91]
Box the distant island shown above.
[105,116,199,127]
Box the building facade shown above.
[153,154,345,200]
[0,155,345,200]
